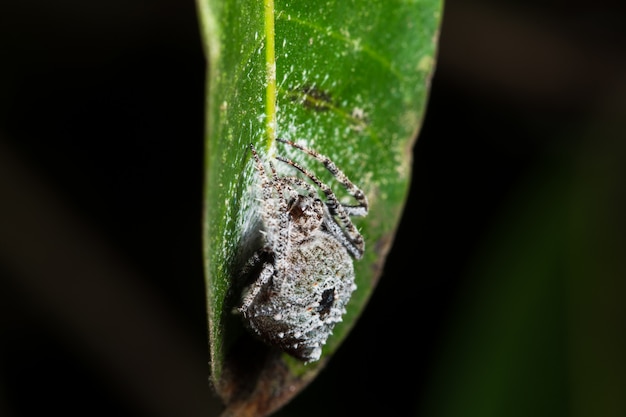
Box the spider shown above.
[238,138,368,362]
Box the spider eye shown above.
[316,288,335,318]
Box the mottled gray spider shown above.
[238,138,368,362]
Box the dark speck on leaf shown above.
[290,85,333,112]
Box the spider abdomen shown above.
[244,236,356,362]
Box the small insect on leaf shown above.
[238,139,368,363]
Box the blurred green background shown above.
[1,1,624,416]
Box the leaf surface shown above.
[196,0,442,415]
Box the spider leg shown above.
[239,256,275,316]
[279,176,317,198]
[275,154,365,258]
[249,144,275,195]
[239,249,266,276]
[277,138,369,216]
[321,206,364,258]
[249,144,290,265]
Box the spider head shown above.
[287,194,324,236]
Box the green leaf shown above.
[196,0,442,415]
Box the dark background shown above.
[1,1,625,416]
